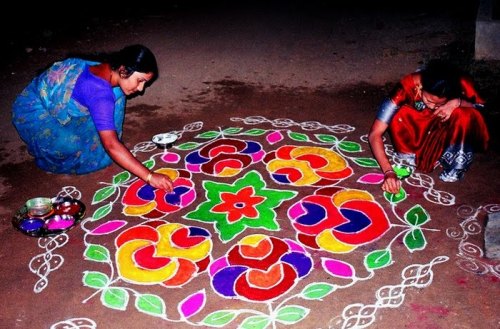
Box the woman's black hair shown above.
[420,59,462,99]
[108,44,159,79]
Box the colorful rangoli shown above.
[63,116,465,328]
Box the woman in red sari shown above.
[368,60,489,193]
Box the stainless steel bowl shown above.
[26,197,53,216]
[152,133,178,149]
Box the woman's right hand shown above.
[148,172,174,192]
[381,171,401,194]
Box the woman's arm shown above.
[368,119,401,194]
[98,130,173,192]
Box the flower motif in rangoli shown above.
[115,220,212,287]
[211,186,265,223]
[122,168,195,219]
[263,145,353,186]
[288,187,390,253]
[209,234,313,302]
[185,138,265,177]
[184,170,297,242]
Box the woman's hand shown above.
[148,172,174,193]
[381,170,401,194]
[433,98,461,122]
[99,131,175,193]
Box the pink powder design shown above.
[161,152,181,163]
[266,130,284,144]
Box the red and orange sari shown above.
[382,73,489,179]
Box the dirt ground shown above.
[1,2,499,329]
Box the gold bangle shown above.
[146,171,153,184]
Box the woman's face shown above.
[422,91,447,110]
[119,71,155,96]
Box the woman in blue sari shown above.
[12,44,173,192]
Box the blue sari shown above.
[12,58,125,174]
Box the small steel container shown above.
[26,197,53,216]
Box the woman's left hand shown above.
[433,98,461,122]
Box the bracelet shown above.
[384,169,396,177]
[146,171,153,184]
[458,98,462,108]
